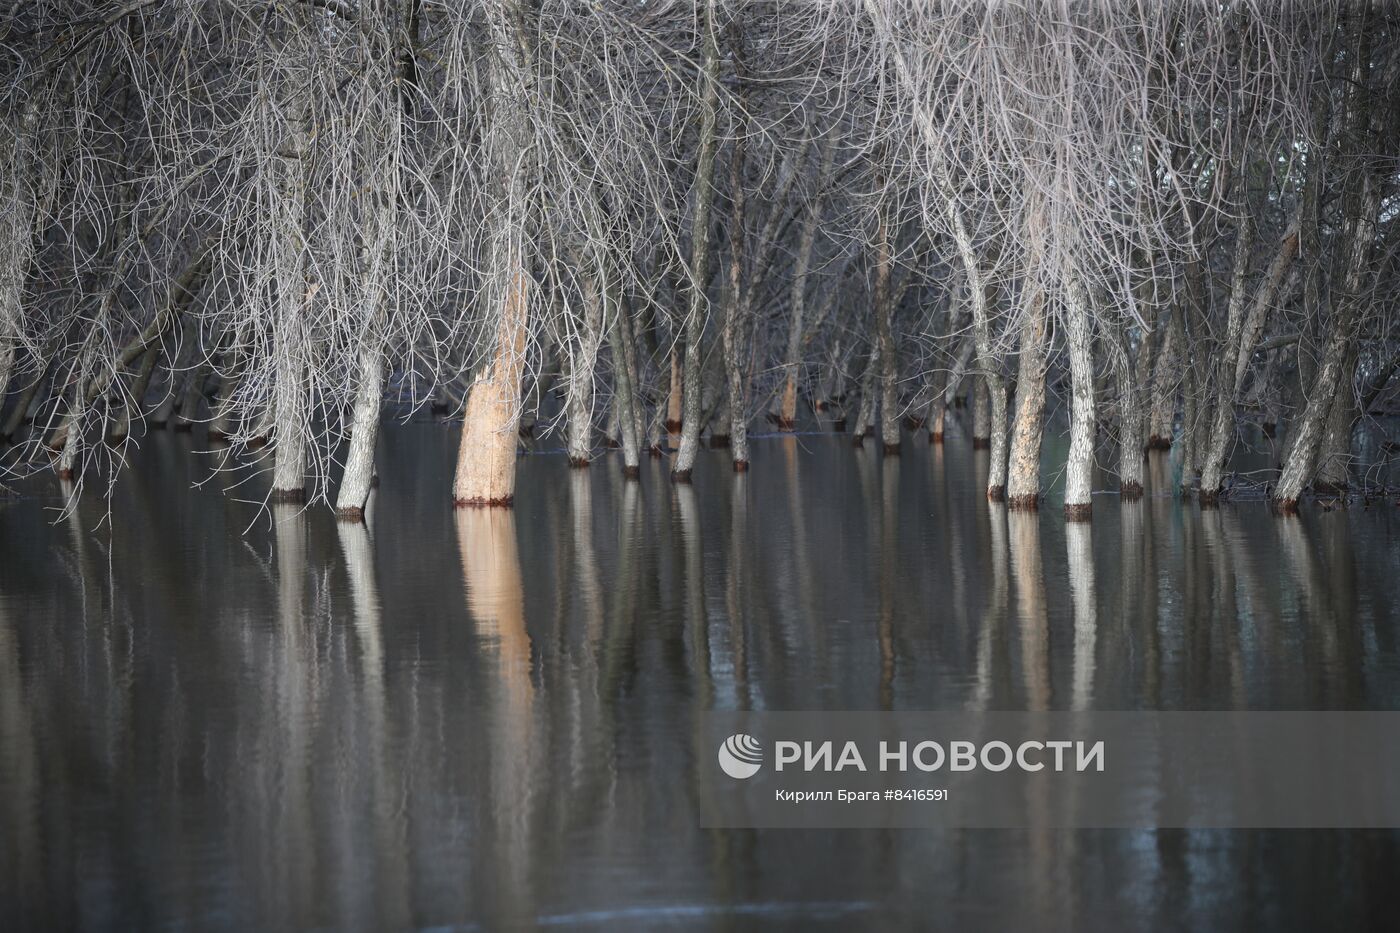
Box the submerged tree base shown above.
[671,468,693,484]
[622,464,641,480]
[930,431,943,444]
[972,437,990,450]
[1146,436,1173,451]
[271,488,307,504]
[1064,502,1092,522]
[665,419,682,433]
[882,441,901,455]
[987,484,1006,502]
[733,459,749,472]
[454,495,514,508]
[335,506,365,522]
[709,433,730,449]
[1008,493,1039,510]
[1121,481,1144,501]
[1199,488,1222,508]
[568,457,590,469]
[775,416,795,431]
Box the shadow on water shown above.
[1,425,1400,929]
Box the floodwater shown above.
[2,419,1400,930]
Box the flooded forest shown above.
[4,1,1400,930]
[1,1,1398,513]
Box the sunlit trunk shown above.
[453,1,532,506]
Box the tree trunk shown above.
[971,375,989,448]
[671,0,719,483]
[1200,223,1299,503]
[1274,15,1381,511]
[453,0,533,506]
[608,288,642,477]
[1147,304,1181,448]
[336,347,384,519]
[722,120,751,468]
[1007,288,1049,509]
[1313,354,1357,494]
[566,270,605,468]
[107,343,160,445]
[1063,280,1095,520]
[874,212,899,455]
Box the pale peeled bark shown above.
[1062,279,1096,520]
[453,268,528,506]
[336,347,384,519]
[453,1,532,505]
[1007,289,1049,508]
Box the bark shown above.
[0,101,39,402]
[0,357,47,442]
[336,346,384,519]
[207,353,243,442]
[722,116,750,467]
[1146,304,1180,448]
[453,0,533,506]
[665,349,682,434]
[971,374,989,447]
[1063,279,1096,520]
[778,144,835,431]
[106,343,161,444]
[874,210,899,455]
[566,269,605,468]
[1199,221,1300,503]
[671,0,719,482]
[1313,353,1357,494]
[1274,14,1382,511]
[607,288,641,477]
[1007,287,1049,509]
[852,346,878,444]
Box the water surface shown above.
[2,424,1399,930]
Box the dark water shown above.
[3,422,1400,930]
